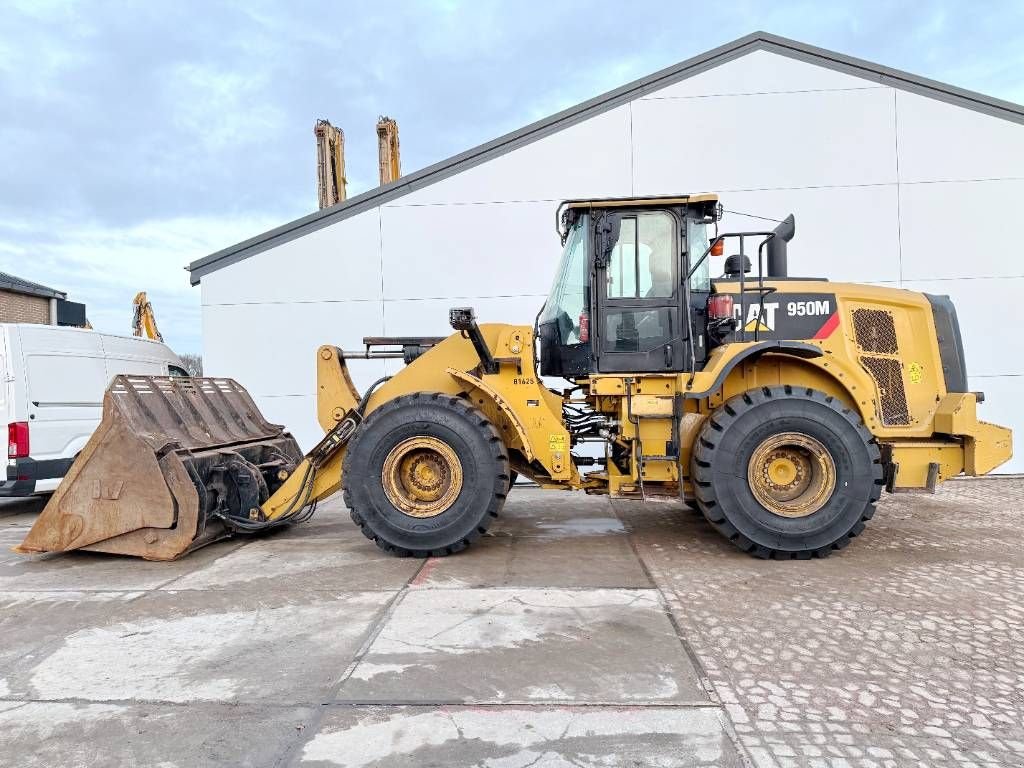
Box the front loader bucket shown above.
[16,376,303,561]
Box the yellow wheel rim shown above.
[747,432,836,518]
[382,436,463,518]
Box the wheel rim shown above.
[747,432,836,518]
[381,436,463,518]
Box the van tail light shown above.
[707,294,734,320]
[578,310,590,344]
[8,421,29,459]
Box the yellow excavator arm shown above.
[132,291,163,342]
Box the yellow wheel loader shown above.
[16,194,1012,561]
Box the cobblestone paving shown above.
[615,478,1024,768]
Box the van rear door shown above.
[0,326,30,495]
[0,326,12,444]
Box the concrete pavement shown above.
[1,478,1022,767]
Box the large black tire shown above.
[692,386,883,559]
[342,392,509,557]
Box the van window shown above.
[27,355,108,404]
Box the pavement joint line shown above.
[321,700,728,708]
[408,555,441,586]
[0,696,318,709]
[0,696,727,709]
[370,585,661,593]
[0,593,407,598]
[0,585,664,596]
[273,555,432,768]
[607,498,757,768]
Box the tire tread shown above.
[342,393,508,558]
[692,386,881,559]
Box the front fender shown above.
[446,367,576,483]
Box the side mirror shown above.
[594,212,621,268]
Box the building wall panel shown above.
[200,209,383,306]
[380,201,558,300]
[646,49,886,99]
[382,294,546,342]
[899,178,1024,281]
[896,91,1024,183]
[253,394,320,452]
[713,185,901,283]
[631,87,897,193]
[202,301,386,398]
[395,106,632,206]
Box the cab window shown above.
[539,213,590,345]
[168,365,190,377]
[606,211,676,299]
[686,218,712,292]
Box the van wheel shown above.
[692,386,883,559]
[342,393,509,557]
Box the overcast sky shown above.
[1,0,1022,355]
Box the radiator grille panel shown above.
[860,356,911,426]
[852,308,899,355]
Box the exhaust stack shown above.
[767,214,796,277]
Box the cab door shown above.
[594,209,685,373]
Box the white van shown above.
[1,324,188,496]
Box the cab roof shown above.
[563,194,719,211]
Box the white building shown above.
[189,32,1024,471]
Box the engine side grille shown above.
[860,356,911,426]
[852,308,899,355]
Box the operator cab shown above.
[538,194,797,379]
[538,195,722,378]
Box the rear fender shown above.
[678,345,856,494]
[692,341,869,424]
[687,341,824,397]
